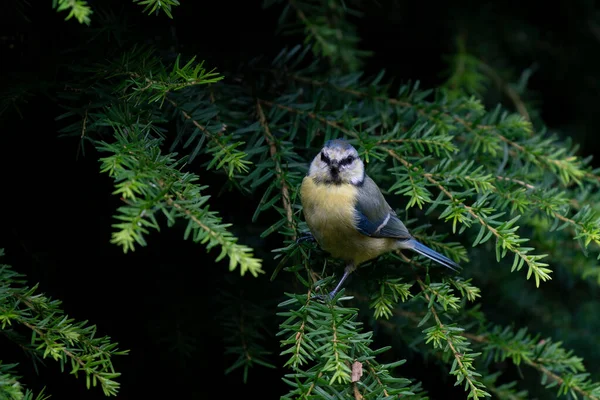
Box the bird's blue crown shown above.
[324,139,353,150]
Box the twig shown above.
[353,382,364,399]
[127,72,207,94]
[166,97,220,140]
[365,360,389,397]
[305,371,324,397]
[256,101,296,240]
[81,102,90,139]
[495,175,535,190]
[293,288,313,369]
[166,97,237,178]
[164,192,223,243]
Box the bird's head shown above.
[308,139,364,185]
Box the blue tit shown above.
[300,139,460,298]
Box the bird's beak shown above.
[329,161,339,176]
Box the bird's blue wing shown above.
[354,176,412,240]
[354,176,460,271]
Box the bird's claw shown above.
[310,289,341,302]
[311,292,333,302]
[296,232,316,244]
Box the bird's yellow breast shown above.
[300,177,396,265]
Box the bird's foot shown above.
[311,291,335,302]
[296,232,316,244]
[311,287,346,302]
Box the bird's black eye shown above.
[340,156,354,166]
[320,152,331,164]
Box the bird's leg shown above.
[296,232,316,244]
[315,261,355,300]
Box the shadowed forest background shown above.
[2,0,600,398]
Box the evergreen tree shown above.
[2,1,600,398]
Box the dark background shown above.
[1,0,600,398]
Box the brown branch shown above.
[166,98,240,178]
[495,175,535,190]
[166,98,218,140]
[300,289,320,398]
[76,101,92,160]
[293,288,313,369]
[353,383,364,400]
[256,101,296,240]
[305,371,324,397]
[165,194,223,243]
[127,71,208,94]
[81,102,90,139]
[365,360,389,397]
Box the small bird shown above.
[300,139,460,298]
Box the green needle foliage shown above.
[5,0,600,398]
[52,0,93,25]
[0,250,127,398]
[52,0,180,24]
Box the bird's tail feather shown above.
[408,240,461,272]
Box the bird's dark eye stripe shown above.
[321,152,331,164]
[339,156,355,166]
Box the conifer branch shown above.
[256,101,296,239]
[276,0,370,72]
[110,48,223,105]
[167,97,251,177]
[52,0,93,25]
[278,287,426,398]
[457,118,586,185]
[97,125,263,277]
[388,149,552,287]
[0,361,50,400]
[133,0,180,19]
[221,292,276,382]
[495,175,535,190]
[364,360,389,397]
[490,177,600,260]
[414,274,490,399]
[464,330,600,399]
[0,253,127,396]
[366,258,599,400]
